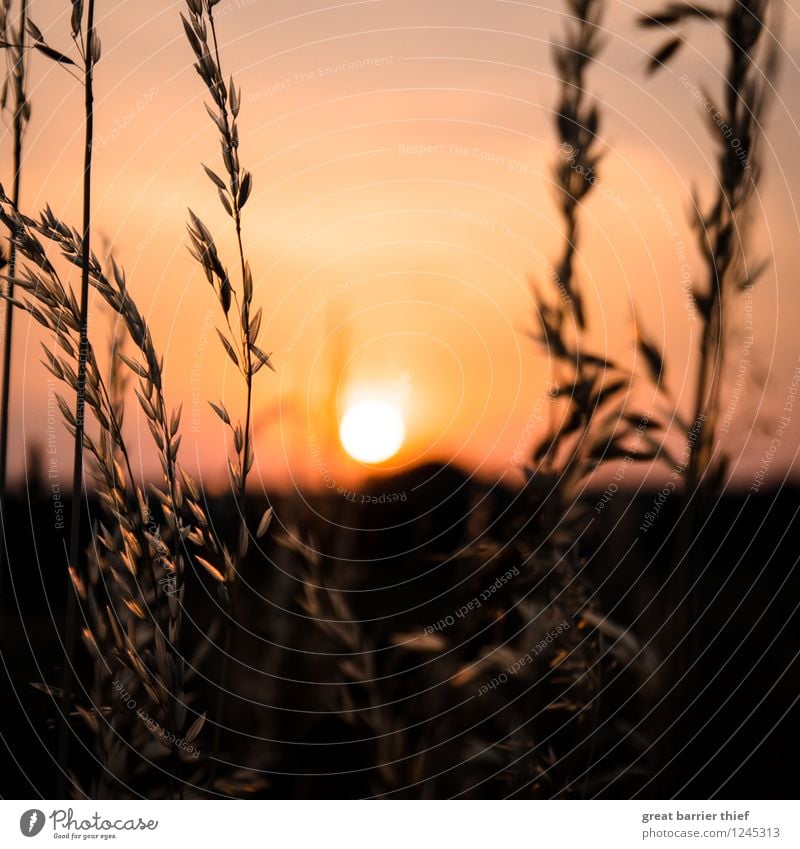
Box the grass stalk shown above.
[0,0,29,627]
[180,0,271,790]
[205,6,254,788]
[530,0,663,512]
[639,0,776,793]
[1,191,215,795]
[59,0,97,797]
[642,1,774,493]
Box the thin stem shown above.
[58,0,96,798]
[206,5,254,792]
[0,0,29,630]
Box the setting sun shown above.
[339,400,405,463]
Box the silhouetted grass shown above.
[0,0,29,633]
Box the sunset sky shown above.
[4,0,800,493]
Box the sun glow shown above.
[339,400,405,463]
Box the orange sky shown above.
[3,0,800,494]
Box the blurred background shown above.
[3,0,800,495]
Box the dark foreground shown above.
[1,464,798,798]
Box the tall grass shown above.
[47,0,102,797]
[0,0,273,799]
[180,0,273,788]
[641,0,776,496]
[0,0,29,628]
[0,0,109,795]
[530,0,666,525]
[639,0,778,790]
[0,190,219,795]
[0,2,212,797]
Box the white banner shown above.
[1,800,796,848]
